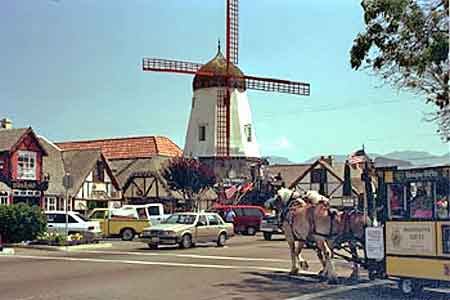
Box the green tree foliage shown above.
[162,157,216,210]
[350,0,449,140]
[0,204,47,243]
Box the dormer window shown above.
[17,151,36,180]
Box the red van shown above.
[209,205,268,235]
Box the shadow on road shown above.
[213,271,357,299]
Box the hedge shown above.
[0,204,47,243]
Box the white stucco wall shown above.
[183,87,260,158]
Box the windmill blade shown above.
[143,58,212,76]
[226,0,239,66]
[244,75,310,96]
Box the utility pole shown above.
[62,173,73,250]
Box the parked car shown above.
[260,214,284,240]
[119,203,170,225]
[208,205,268,235]
[88,208,152,241]
[140,212,234,249]
[45,211,102,239]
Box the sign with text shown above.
[386,222,436,256]
[11,181,38,190]
[365,226,385,260]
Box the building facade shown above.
[0,121,48,207]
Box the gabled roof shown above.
[110,157,217,201]
[0,127,47,155]
[39,137,66,195]
[288,159,361,195]
[266,164,312,187]
[55,136,182,160]
[40,137,120,196]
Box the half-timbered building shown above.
[0,120,48,207]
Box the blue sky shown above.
[1,0,449,162]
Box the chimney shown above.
[325,155,334,166]
[0,118,12,129]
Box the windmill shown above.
[143,0,310,178]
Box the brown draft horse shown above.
[266,189,367,284]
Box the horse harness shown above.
[289,205,357,243]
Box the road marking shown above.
[280,280,391,300]
[78,249,292,263]
[2,254,319,275]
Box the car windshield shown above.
[75,213,89,222]
[165,214,196,224]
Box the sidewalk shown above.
[8,242,113,252]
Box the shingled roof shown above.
[40,137,119,196]
[266,164,312,187]
[55,136,182,160]
[0,127,47,155]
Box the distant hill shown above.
[304,151,449,167]
[264,155,294,165]
[383,151,449,167]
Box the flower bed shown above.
[30,232,100,247]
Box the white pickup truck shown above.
[115,203,170,225]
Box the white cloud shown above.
[273,136,292,149]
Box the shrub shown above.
[0,204,47,243]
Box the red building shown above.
[0,119,48,207]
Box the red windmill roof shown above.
[55,136,182,160]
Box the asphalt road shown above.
[0,234,448,300]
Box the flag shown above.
[225,185,238,200]
[239,182,254,193]
[348,148,368,169]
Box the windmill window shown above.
[199,125,206,142]
[244,124,252,142]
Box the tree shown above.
[161,157,216,211]
[350,0,449,140]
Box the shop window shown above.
[45,197,57,211]
[388,184,406,219]
[0,195,8,205]
[17,151,37,180]
[408,181,433,219]
[199,125,206,142]
[436,179,450,220]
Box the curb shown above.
[9,242,113,252]
[0,248,15,255]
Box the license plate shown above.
[151,237,159,243]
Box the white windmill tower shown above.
[143,0,310,179]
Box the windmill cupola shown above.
[193,47,246,91]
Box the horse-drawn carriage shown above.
[267,164,450,296]
[369,164,450,295]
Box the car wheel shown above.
[217,233,227,247]
[246,226,256,236]
[148,243,158,250]
[399,279,422,296]
[180,234,192,249]
[263,232,272,241]
[121,228,135,241]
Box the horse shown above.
[265,188,367,284]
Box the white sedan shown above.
[45,211,102,238]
